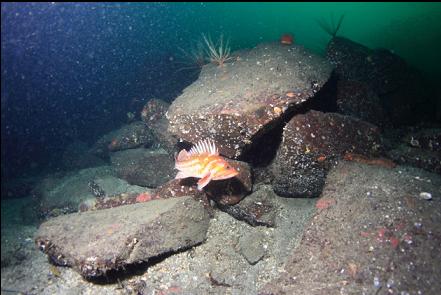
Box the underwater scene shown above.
[1,2,441,294]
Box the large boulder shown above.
[327,37,408,94]
[216,184,280,227]
[271,110,382,197]
[141,98,176,153]
[61,141,106,170]
[261,161,441,294]
[35,196,210,280]
[327,37,435,126]
[167,42,333,158]
[91,121,155,157]
[387,127,441,174]
[32,166,120,217]
[110,148,175,188]
[335,79,386,127]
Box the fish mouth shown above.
[217,170,239,180]
[213,171,239,180]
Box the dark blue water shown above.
[1,2,440,181]
[1,3,198,178]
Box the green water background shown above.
[175,2,441,83]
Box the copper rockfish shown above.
[175,139,239,190]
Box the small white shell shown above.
[419,192,432,200]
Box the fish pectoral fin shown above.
[176,149,189,162]
[197,172,212,191]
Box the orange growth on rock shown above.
[359,231,371,238]
[273,106,282,116]
[108,139,118,150]
[136,192,153,203]
[317,155,327,162]
[316,198,336,210]
[343,153,396,169]
[280,33,294,45]
[389,236,400,249]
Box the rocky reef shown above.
[6,36,436,295]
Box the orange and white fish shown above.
[175,139,239,190]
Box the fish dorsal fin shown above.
[176,149,189,162]
[189,139,219,156]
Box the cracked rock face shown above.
[35,196,210,280]
[167,42,333,158]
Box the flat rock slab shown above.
[35,196,210,280]
[167,42,332,158]
[387,145,441,174]
[33,166,117,217]
[261,161,441,295]
[386,127,441,174]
